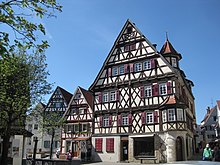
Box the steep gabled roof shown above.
[201,106,217,126]
[58,86,73,105]
[89,19,177,91]
[79,86,94,109]
[160,39,182,60]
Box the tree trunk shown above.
[0,134,10,165]
[49,128,55,159]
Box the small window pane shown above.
[103,116,109,127]
[143,60,151,70]
[144,86,152,97]
[112,67,118,76]
[103,92,108,102]
[168,109,175,121]
[159,83,167,95]
[110,91,116,102]
[134,63,142,72]
[122,116,128,126]
[119,65,124,75]
[146,112,154,124]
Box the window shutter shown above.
[98,92,102,103]
[116,90,120,101]
[154,111,158,123]
[99,116,103,127]
[108,68,112,77]
[128,114,132,125]
[152,84,159,96]
[167,82,172,94]
[151,59,155,69]
[95,138,103,152]
[124,64,128,73]
[109,115,112,126]
[118,114,122,126]
[106,138,114,152]
[129,63,134,73]
[140,86,144,98]
[141,112,146,125]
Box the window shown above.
[79,108,84,114]
[127,26,132,33]
[27,137,31,145]
[134,137,154,156]
[143,60,151,70]
[34,124,38,130]
[168,109,175,121]
[177,108,184,121]
[134,63,142,72]
[144,86,152,97]
[74,124,79,132]
[171,57,177,67]
[110,91,116,102]
[82,123,88,132]
[122,116,128,126]
[112,67,118,76]
[28,124,32,132]
[124,43,136,52]
[103,116,110,127]
[146,112,154,124]
[95,138,103,152]
[119,65,124,75]
[159,83,167,95]
[162,110,167,122]
[103,92,108,102]
[44,141,50,148]
[106,138,114,152]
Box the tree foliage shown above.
[0,0,62,56]
[0,1,62,164]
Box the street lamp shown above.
[32,137,38,165]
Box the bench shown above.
[135,156,157,164]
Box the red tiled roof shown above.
[79,86,94,109]
[160,39,182,60]
[58,86,73,104]
[217,100,220,110]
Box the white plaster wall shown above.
[92,136,120,162]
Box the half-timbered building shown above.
[44,86,72,156]
[61,86,93,161]
[89,19,196,163]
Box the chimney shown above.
[207,107,210,114]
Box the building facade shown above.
[61,86,93,161]
[89,19,196,163]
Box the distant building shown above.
[89,19,196,163]
[24,86,72,158]
[200,106,218,145]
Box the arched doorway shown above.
[176,136,183,161]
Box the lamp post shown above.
[32,137,38,165]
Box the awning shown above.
[72,137,90,141]
[129,134,155,138]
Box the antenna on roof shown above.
[166,31,169,41]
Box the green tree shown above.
[0,0,62,57]
[0,51,52,164]
[0,1,62,164]
[42,111,65,159]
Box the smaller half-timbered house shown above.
[61,86,93,161]
[43,86,72,156]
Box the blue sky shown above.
[41,0,220,124]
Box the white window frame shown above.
[34,124,38,130]
[103,92,108,102]
[110,91,116,102]
[168,109,176,121]
[143,60,151,70]
[146,112,154,124]
[103,116,109,127]
[122,116,128,126]
[177,108,184,121]
[134,62,142,72]
[162,110,167,122]
[112,67,118,76]
[159,83,167,95]
[144,86,152,97]
[119,65,124,75]
[171,57,177,67]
